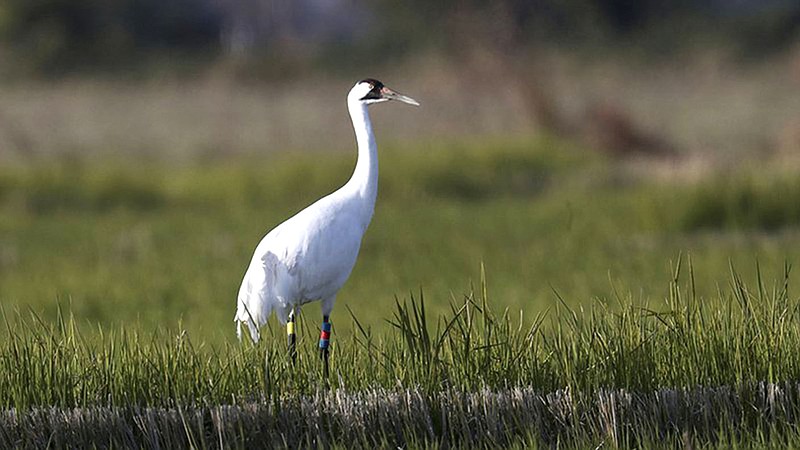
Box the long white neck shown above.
[343,98,378,218]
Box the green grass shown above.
[4,262,800,448]
[2,135,800,343]
[6,136,800,445]
[679,173,800,231]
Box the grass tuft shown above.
[4,261,800,446]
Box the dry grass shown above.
[4,383,800,448]
[1,50,798,169]
[0,68,531,162]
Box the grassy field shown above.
[2,135,800,339]
[4,136,800,446]
[4,262,800,447]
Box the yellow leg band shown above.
[287,322,295,335]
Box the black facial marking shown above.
[358,78,383,88]
[358,78,384,101]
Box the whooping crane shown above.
[235,79,419,375]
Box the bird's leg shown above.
[319,315,331,377]
[287,308,297,365]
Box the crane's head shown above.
[349,79,420,107]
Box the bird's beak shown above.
[380,86,420,106]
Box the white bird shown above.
[234,79,419,371]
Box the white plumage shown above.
[235,79,418,342]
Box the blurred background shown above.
[1,0,800,341]
[1,0,799,159]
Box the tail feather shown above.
[235,297,264,343]
[234,249,283,343]
[234,317,258,343]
